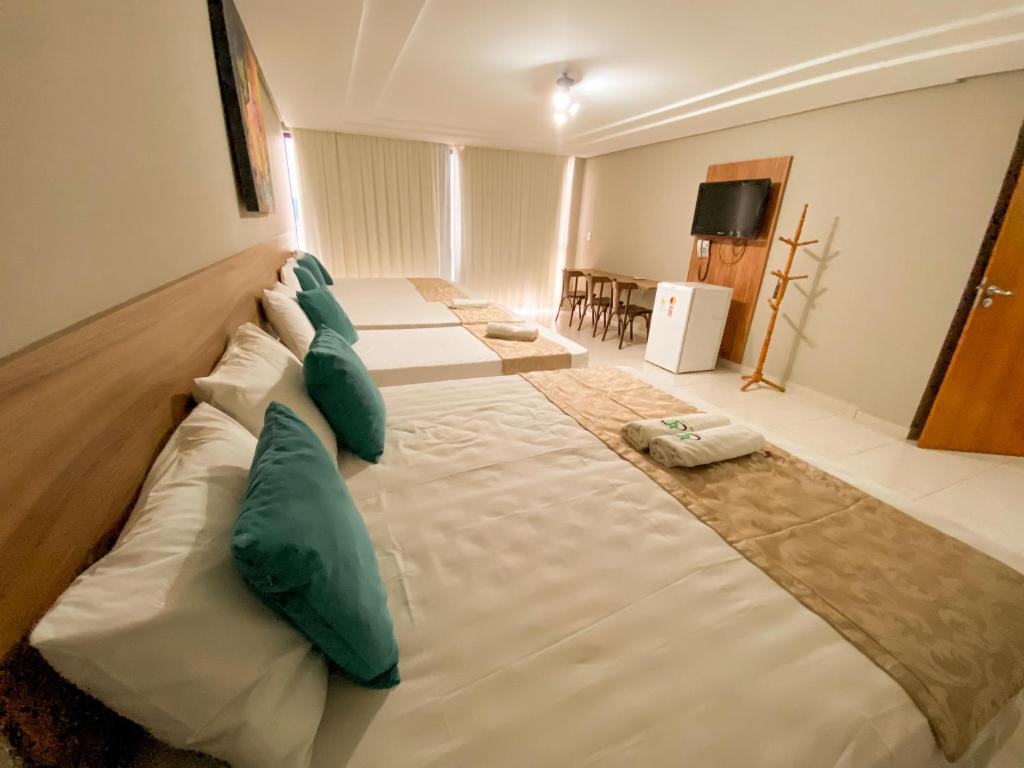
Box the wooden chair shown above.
[602,279,652,349]
[555,269,587,325]
[578,275,613,335]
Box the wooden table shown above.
[579,268,659,291]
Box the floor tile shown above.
[918,464,1024,549]
[772,415,897,460]
[837,440,998,499]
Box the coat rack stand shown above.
[741,203,817,392]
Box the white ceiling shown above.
[236,0,1024,158]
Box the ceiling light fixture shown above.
[552,72,579,127]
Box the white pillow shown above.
[31,404,327,768]
[193,322,336,459]
[279,257,301,296]
[261,284,315,359]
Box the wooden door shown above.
[918,172,1024,455]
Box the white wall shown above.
[575,71,1024,427]
[0,0,294,358]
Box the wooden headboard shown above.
[685,155,793,363]
[0,232,294,658]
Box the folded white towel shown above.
[451,298,490,308]
[620,413,730,451]
[649,425,765,468]
[485,322,538,341]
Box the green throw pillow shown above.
[304,327,386,463]
[297,252,333,286]
[232,401,399,688]
[293,264,321,291]
[296,287,358,344]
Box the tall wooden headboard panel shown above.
[686,155,792,363]
[0,232,294,657]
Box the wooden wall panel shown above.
[686,156,792,362]
[0,232,294,657]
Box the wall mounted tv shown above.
[690,178,772,239]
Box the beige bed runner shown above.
[522,366,1024,761]
[448,305,521,324]
[406,278,520,325]
[407,277,466,303]
[465,324,572,374]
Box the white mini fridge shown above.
[644,282,733,373]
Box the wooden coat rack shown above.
[741,203,816,392]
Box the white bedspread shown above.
[352,326,588,386]
[329,278,430,305]
[328,282,459,330]
[314,375,1024,768]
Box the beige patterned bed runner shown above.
[407,277,466,303]
[406,278,520,324]
[521,366,1024,761]
[448,305,521,324]
[465,324,572,374]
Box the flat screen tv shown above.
[690,178,771,239]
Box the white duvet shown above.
[352,326,588,386]
[328,278,460,329]
[312,375,1024,768]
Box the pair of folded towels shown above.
[621,413,765,468]
[486,322,538,341]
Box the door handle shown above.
[986,285,1014,297]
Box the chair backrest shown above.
[562,269,585,297]
[565,268,581,296]
[590,275,611,299]
[612,279,637,307]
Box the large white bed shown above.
[299,374,1023,768]
[328,278,460,330]
[352,325,588,386]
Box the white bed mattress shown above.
[312,375,1024,768]
[329,278,431,305]
[351,326,588,386]
[328,281,459,330]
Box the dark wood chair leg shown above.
[591,304,603,337]
[600,306,615,341]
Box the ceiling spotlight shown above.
[551,72,580,128]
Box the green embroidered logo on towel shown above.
[674,431,702,441]
[661,419,688,431]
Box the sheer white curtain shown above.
[456,147,569,312]
[292,130,449,277]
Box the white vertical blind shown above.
[456,147,569,312]
[292,129,449,278]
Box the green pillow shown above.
[232,401,399,688]
[297,252,333,286]
[296,287,358,345]
[293,264,321,291]
[304,327,386,463]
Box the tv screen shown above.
[690,178,771,239]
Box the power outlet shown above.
[697,239,710,258]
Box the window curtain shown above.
[292,129,449,278]
[456,147,569,312]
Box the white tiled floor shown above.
[550,311,1024,566]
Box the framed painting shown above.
[208,0,274,214]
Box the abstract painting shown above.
[208,0,274,214]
